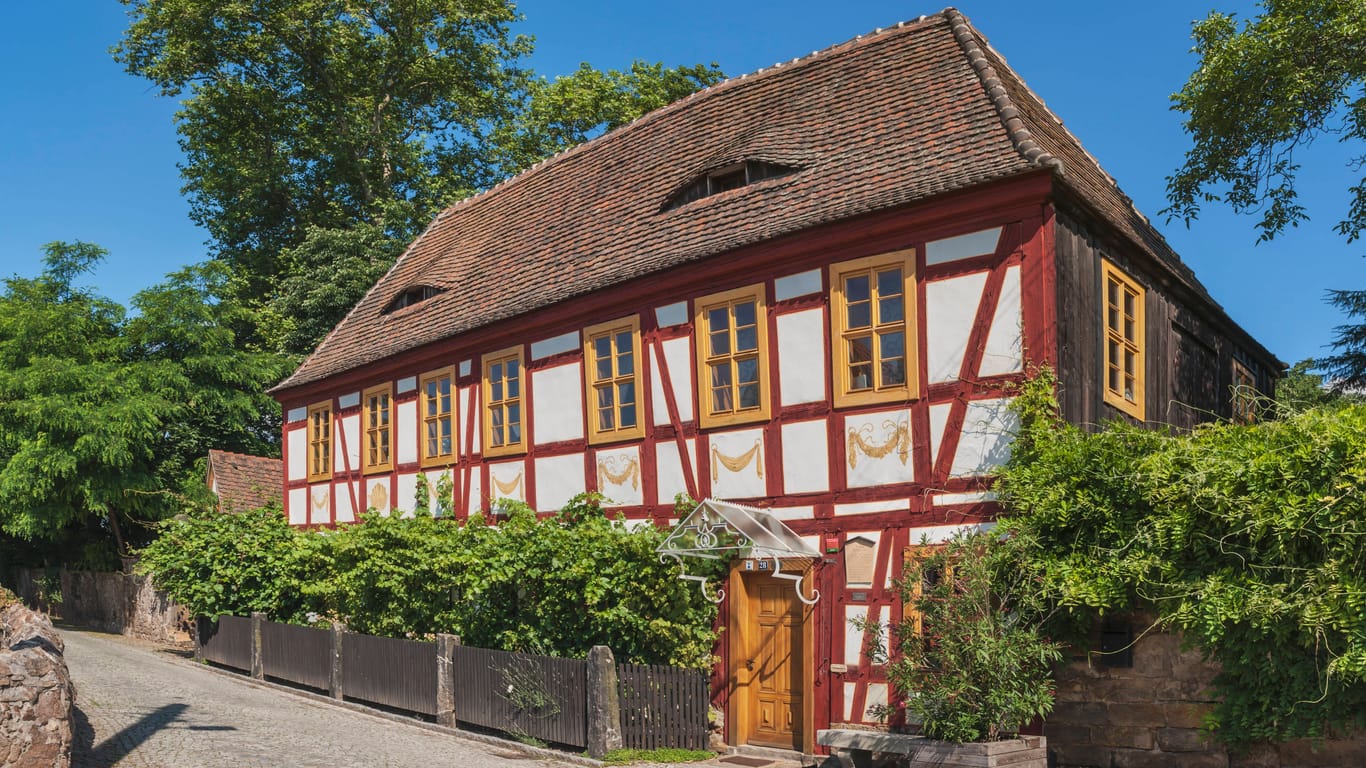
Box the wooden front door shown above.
[732,570,806,750]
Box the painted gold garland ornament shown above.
[847,419,910,469]
[711,439,764,481]
[597,455,640,490]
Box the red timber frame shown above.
[274,171,1061,750]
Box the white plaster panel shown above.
[834,499,906,516]
[844,605,868,666]
[925,226,1002,265]
[338,392,360,409]
[336,414,360,473]
[396,400,418,465]
[308,485,330,525]
[776,308,826,406]
[396,473,418,516]
[843,682,858,722]
[925,271,987,383]
[489,461,526,504]
[654,302,687,327]
[595,446,644,507]
[908,521,996,545]
[844,409,914,488]
[286,427,306,482]
[655,439,698,505]
[781,420,829,495]
[396,376,417,394]
[535,453,585,512]
[650,336,694,426]
[334,482,357,524]
[459,360,472,377]
[979,264,1023,377]
[466,469,482,515]
[288,487,307,525]
[622,517,656,531]
[459,385,480,454]
[709,428,766,500]
[532,331,578,360]
[365,477,392,514]
[768,505,814,521]
[774,269,821,301]
[929,402,952,468]
[932,491,998,507]
[533,363,584,445]
[865,684,889,720]
[286,406,307,423]
[951,398,1018,478]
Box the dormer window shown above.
[383,284,444,314]
[664,161,799,211]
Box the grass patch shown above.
[601,747,715,765]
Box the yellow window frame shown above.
[583,317,645,445]
[1101,258,1145,420]
[419,367,457,467]
[482,346,526,457]
[694,284,771,429]
[362,383,393,474]
[306,400,332,483]
[830,250,919,408]
[903,544,951,637]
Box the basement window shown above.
[663,161,799,211]
[383,285,444,314]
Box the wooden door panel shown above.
[745,576,803,749]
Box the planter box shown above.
[907,735,1046,768]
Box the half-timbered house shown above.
[269,9,1280,755]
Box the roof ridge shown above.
[944,7,1063,173]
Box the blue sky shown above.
[1,1,1358,367]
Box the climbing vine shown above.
[997,370,1366,745]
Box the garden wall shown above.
[9,568,192,647]
[1045,623,1366,768]
[1,600,74,768]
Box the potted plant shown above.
[884,528,1061,767]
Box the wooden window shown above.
[583,317,645,444]
[306,401,332,482]
[695,285,770,428]
[482,346,525,457]
[1101,259,1145,420]
[362,384,393,474]
[831,251,918,407]
[420,367,456,467]
[903,545,950,636]
[1232,359,1258,425]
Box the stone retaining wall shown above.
[1,600,74,768]
[1045,622,1366,767]
[59,570,192,646]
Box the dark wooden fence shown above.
[198,615,252,671]
[453,645,589,748]
[260,620,331,691]
[342,632,439,715]
[617,662,710,750]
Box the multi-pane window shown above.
[306,401,332,482]
[831,251,916,406]
[362,384,393,473]
[482,347,525,456]
[1232,359,1258,425]
[695,285,770,428]
[903,545,950,637]
[420,368,456,466]
[584,318,644,444]
[1102,259,1145,419]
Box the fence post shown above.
[193,616,205,663]
[587,645,623,759]
[250,611,265,680]
[435,634,460,727]
[330,623,345,700]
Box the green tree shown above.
[1164,0,1366,385]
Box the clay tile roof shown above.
[274,7,1270,393]
[207,450,282,513]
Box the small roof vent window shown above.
[383,284,444,314]
[664,161,799,211]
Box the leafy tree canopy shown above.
[115,1,725,355]
[1165,1,1366,387]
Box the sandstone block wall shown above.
[9,568,192,647]
[1,602,74,768]
[1045,622,1366,768]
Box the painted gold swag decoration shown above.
[491,470,524,498]
[597,455,640,490]
[712,439,764,481]
[847,420,910,469]
[311,490,328,509]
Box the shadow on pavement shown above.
[72,702,219,767]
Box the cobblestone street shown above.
[62,626,580,768]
